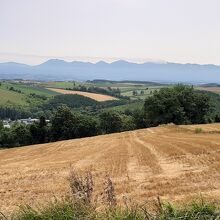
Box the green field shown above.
[0,87,27,106]
[40,81,81,89]
[2,82,58,96]
[0,81,58,106]
[107,100,144,112]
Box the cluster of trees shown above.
[44,94,98,110]
[28,93,48,100]
[132,90,145,96]
[0,106,135,148]
[0,85,219,148]
[9,86,22,93]
[144,85,212,126]
[0,106,32,120]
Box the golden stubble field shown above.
[197,86,220,94]
[1,124,220,214]
[46,88,118,101]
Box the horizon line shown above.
[1,58,220,67]
[1,52,220,67]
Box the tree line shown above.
[0,85,219,148]
[0,106,135,148]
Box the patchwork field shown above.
[46,87,118,101]
[1,123,220,214]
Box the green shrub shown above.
[195,127,203,133]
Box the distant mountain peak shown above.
[111,60,131,64]
[0,61,29,66]
[40,59,68,65]
[96,61,109,65]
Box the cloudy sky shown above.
[0,0,220,65]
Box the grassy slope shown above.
[2,82,58,97]
[0,87,27,106]
[0,82,58,106]
[40,81,81,89]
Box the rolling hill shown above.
[1,123,220,214]
[1,59,220,83]
[0,82,58,106]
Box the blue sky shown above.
[0,0,220,65]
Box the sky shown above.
[0,0,220,65]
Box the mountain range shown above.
[0,59,219,83]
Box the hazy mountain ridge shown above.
[0,59,220,83]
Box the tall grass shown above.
[10,199,220,220]
[4,171,220,220]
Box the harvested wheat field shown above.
[46,87,118,101]
[197,86,220,94]
[1,123,220,214]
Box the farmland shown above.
[41,80,166,100]
[0,81,58,106]
[196,86,220,94]
[1,123,220,214]
[46,87,118,101]
[0,80,163,107]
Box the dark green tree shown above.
[132,108,149,128]
[144,85,211,126]
[12,124,32,146]
[0,129,15,147]
[30,116,48,144]
[215,114,220,122]
[132,90,137,96]
[0,120,3,130]
[121,115,136,131]
[75,115,99,138]
[99,111,123,134]
[51,106,77,141]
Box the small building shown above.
[3,124,10,129]
[18,118,39,125]
[3,120,11,129]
